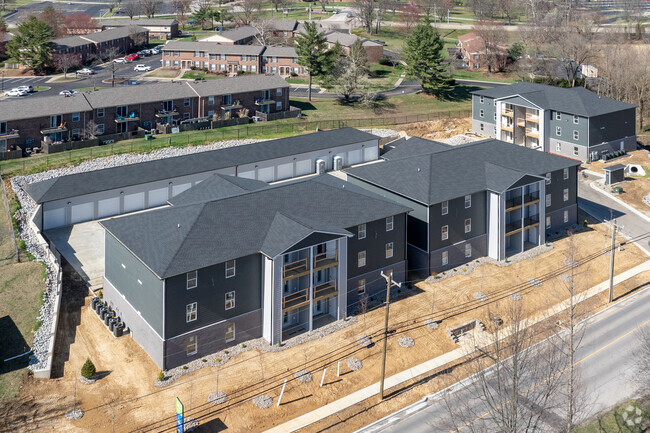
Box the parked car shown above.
[150,47,161,55]
[125,53,139,61]
[77,67,95,75]
[113,57,126,63]
[133,64,152,72]
[59,89,75,96]
[4,88,26,97]
[16,85,34,93]
[138,49,151,56]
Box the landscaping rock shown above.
[252,395,273,409]
[473,292,488,302]
[346,357,363,371]
[208,391,227,405]
[65,409,84,420]
[357,335,372,348]
[79,375,97,385]
[527,278,542,287]
[509,293,523,301]
[294,369,312,384]
[184,416,199,431]
[424,319,439,330]
[398,336,415,348]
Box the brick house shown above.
[52,25,148,63]
[161,41,264,74]
[262,46,304,76]
[457,32,508,71]
[101,18,179,39]
[324,30,383,63]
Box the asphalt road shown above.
[362,285,650,432]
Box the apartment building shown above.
[52,25,149,63]
[262,46,304,76]
[471,82,637,162]
[101,18,179,39]
[0,74,289,151]
[343,137,580,276]
[100,174,408,369]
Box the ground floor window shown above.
[546,216,551,228]
[358,279,365,294]
[442,250,448,266]
[186,335,197,355]
[225,323,235,342]
[465,243,472,258]
[563,210,569,223]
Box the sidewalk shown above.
[264,260,650,433]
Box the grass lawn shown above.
[453,69,518,83]
[286,77,309,85]
[181,71,225,80]
[367,62,403,90]
[352,27,406,53]
[0,187,47,403]
[50,75,83,83]
[33,86,51,92]
[573,398,649,433]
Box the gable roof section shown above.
[472,82,635,117]
[101,18,178,28]
[25,128,378,203]
[168,173,269,206]
[81,25,147,43]
[382,136,452,160]
[345,138,580,205]
[100,176,410,278]
[215,26,258,42]
[324,30,381,47]
[0,93,94,122]
[263,46,297,57]
[162,41,266,55]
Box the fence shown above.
[0,147,23,161]
[255,106,302,122]
[42,139,100,154]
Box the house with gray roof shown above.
[100,174,409,368]
[471,82,636,162]
[101,18,179,39]
[52,25,148,63]
[324,30,384,63]
[201,26,259,45]
[343,137,580,276]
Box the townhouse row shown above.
[52,25,149,64]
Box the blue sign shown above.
[176,397,184,433]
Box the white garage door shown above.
[363,146,379,162]
[43,208,67,230]
[97,197,120,219]
[277,162,293,180]
[238,170,255,179]
[148,187,169,207]
[295,159,311,176]
[124,192,145,213]
[258,166,275,182]
[71,202,94,224]
[348,149,362,165]
[172,183,191,197]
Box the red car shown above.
[125,53,139,61]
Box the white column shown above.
[309,247,314,332]
[495,100,502,140]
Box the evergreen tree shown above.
[7,16,54,74]
[402,22,451,96]
[294,22,333,101]
[81,358,96,379]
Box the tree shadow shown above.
[442,85,485,102]
[289,99,316,114]
[0,316,31,374]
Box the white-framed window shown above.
[225,291,235,310]
[563,188,569,202]
[546,193,552,207]
[545,173,551,185]
[464,218,472,233]
[186,302,197,322]
[225,260,235,278]
[563,168,569,180]
[556,112,561,120]
[556,142,562,152]
[573,115,579,124]
[186,335,197,355]
[220,64,226,71]
[241,54,247,61]
[441,200,448,215]
[465,195,472,208]
[72,112,80,122]
[97,108,105,118]
[563,210,569,223]
[386,216,394,231]
[208,96,215,105]
[276,101,282,111]
[465,243,472,258]
[573,130,579,140]
[97,124,104,134]
[251,65,257,72]
[573,146,579,156]
[187,270,197,289]
[546,216,551,228]
[358,251,366,267]
[277,88,283,96]
[442,250,448,266]
[480,95,484,103]
[358,223,366,239]
[442,225,449,241]
[241,65,247,71]
[358,278,365,294]
[225,323,235,342]
[220,54,226,60]
[479,109,484,118]
[385,242,394,259]
[556,126,561,136]
[184,98,190,107]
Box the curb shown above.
[589,181,650,223]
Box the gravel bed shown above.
[357,335,372,348]
[398,336,415,348]
[510,293,523,301]
[443,135,479,146]
[346,357,363,371]
[65,409,84,420]
[294,369,312,384]
[252,395,273,409]
[528,278,543,287]
[473,292,488,302]
[424,319,440,330]
[360,128,398,138]
[643,193,650,208]
[208,392,228,405]
[425,243,554,284]
[183,417,199,431]
[79,375,97,385]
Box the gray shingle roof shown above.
[162,41,266,55]
[101,18,178,27]
[324,30,382,48]
[168,173,269,206]
[216,26,258,42]
[263,46,297,57]
[472,82,635,117]
[100,175,410,278]
[52,35,92,50]
[345,138,580,205]
[382,136,452,160]
[186,73,288,97]
[263,20,298,32]
[82,25,147,43]
[25,128,378,203]
[0,93,93,122]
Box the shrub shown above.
[202,358,207,362]
[97,289,103,298]
[242,344,247,348]
[216,357,222,362]
[33,320,43,332]
[224,350,229,354]
[157,370,165,381]
[81,359,96,379]
[183,365,189,370]
[18,239,26,250]
[378,57,392,66]
[290,71,298,77]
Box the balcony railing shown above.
[283,257,309,281]
[0,129,20,139]
[524,216,540,228]
[506,221,522,235]
[115,112,140,123]
[221,103,243,110]
[314,250,338,270]
[40,126,67,134]
[516,117,526,127]
[523,191,540,205]
[526,113,539,123]
[501,123,514,132]
[155,108,178,117]
[282,280,338,312]
[506,196,522,211]
[501,107,514,117]
[255,98,274,106]
[525,127,539,138]
[314,280,338,301]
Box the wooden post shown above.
[320,368,327,387]
[277,379,287,407]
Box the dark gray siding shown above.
[346,261,406,315]
[346,213,407,279]
[286,232,342,252]
[429,191,487,252]
[164,253,262,338]
[429,235,487,274]
[588,108,636,147]
[105,232,164,335]
[408,215,428,251]
[473,95,496,124]
[546,204,578,233]
[544,166,577,214]
[548,111,589,147]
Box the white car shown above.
[113,57,126,63]
[59,89,74,96]
[77,68,95,75]
[4,88,26,97]
[15,85,33,93]
[133,64,152,72]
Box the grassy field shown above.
[181,71,225,80]
[0,181,47,403]
[573,398,649,433]
[453,70,518,83]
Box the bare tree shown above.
[251,18,276,45]
[496,0,524,25]
[54,53,81,78]
[317,0,328,12]
[140,0,161,18]
[355,0,374,34]
[466,0,498,19]
[129,26,147,47]
[635,326,650,394]
[399,3,422,33]
[174,0,193,29]
[231,0,262,25]
[375,0,390,33]
[83,120,102,138]
[270,0,285,13]
[108,0,121,12]
[473,20,509,73]
[547,16,599,87]
[121,0,140,19]
[0,0,15,12]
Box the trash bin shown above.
[113,322,124,337]
[91,297,101,310]
[145,134,152,140]
[109,317,120,332]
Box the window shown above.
[573,130,579,140]
[386,216,394,231]
[546,216,551,228]
[276,101,282,111]
[358,279,366,294]
[573,115,579,124]
[545,172,551,185]
[187,270,197,289]
[186,302,197,322]
[210,54,216,60]
[563,168,569,180]
[262,56,268,62]
[556,142,562,152]
[271,66,278,73]
[465,195,472,208]
[442,200,448,215]
[385,242,394,259]
[563,210,569,223]
[225,323,235,342]
[222,94,232,106]
[194,50,200,57]
[241,55,247,61]
[277,88,283,96]
[480,95,484,103]
[208,96,214,105]
[241,65,247,72]
[173,51,180,57]
[563,188,569,202]
[195,61,200,68]
[546,193,552,207]
[573,146,579,157]
[556,112,561,120]
[186,336,197,355]
[465,218,472,233]
[225,291,235,310]
[556,126,561,136]
[173,60,179,66]
[465,243,472,258]
[272,57,277,63]
[184,98,190,107]
[442,225,449,241]
[72,112,80,122]
[97,108,105,118]
[250,55,256,61]
[183,112,190,120]
[165,60,171,66]
[97,124,104,134]
[480,123,484,131]
[204,61,209,68]
[225,260,235,278]
[479,109,484,118]
[442,251,448,266]
[358,251,366,267]
[474,54,480,60]
[220,54,226,60]
[220,64,226,71]
[251,65,257,72]
[358,224,366,239]
[72,129,80,139]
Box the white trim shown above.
[225,290,235,310]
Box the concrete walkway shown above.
[264,260,650,433]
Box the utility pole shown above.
[379,271,401,400]
[607,218,622,303]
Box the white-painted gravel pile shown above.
[208,391,228,405]
[424,319,440,330]
[252,395,273,409]
[360,128,399,138]
[295,369,312,383]
[398,336,415,348]
[357,335,372,348]
[65,409,84,420]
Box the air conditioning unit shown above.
[316,159,326,175]
[333,155,343,171]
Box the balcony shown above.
[283,257,309,281]
[115,112,140,123]
[155,108,178,117]
[525,113,539,123]
[221,103,243,110]
[313,250,338,271]
[281,280,338,312]
[516,117,526,127]
[523,191,540,205]
[255,98,275,106]
[506,197,522,211]
[501,123,514,132]
[0,129,20,139]
[40,126,67,134]
[314,280,338,302]
[524,216,539,229]
[501,107,514,117]
[525,127,539,138]
[506,221,522,236]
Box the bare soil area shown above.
[395,117,474,141]
[0,218,646,433]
